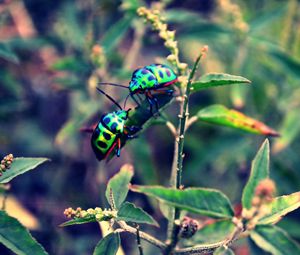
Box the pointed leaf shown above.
[258,192,300,225]
[59,217,97,227]
[191,73,250,91]
[131,185,234,219]
[242,139,270,209]
[214,246,235,255]
[101,15,134,53]
[93,232,120,255]
[117,202,158,226]
[0,157,50,184]
[250,225,300,255]
[248,238,270,255]
[197,105,279,136]
[105,164,134,209]
[185,220,235,245]
[0,210,48,255]
[273,109,300,153]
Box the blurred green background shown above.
[0,0,299,254]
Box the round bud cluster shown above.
[63,207,82,218]
[90,44,106,68]
[0,154,14,176]
[63,206,116,222]
[241,179,276,230]
[178,216,199,239]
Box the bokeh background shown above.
[0,0,300,254]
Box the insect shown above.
[91,88,139,161]
[99,64,177,114]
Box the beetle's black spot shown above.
[158,70,164,78]
[103,132,111,140]
[142,81,146,85]
[148,76,155,81]
[111,123,118,132]
[93,127,100,137]
[103,117,110,125]
[97,141,107,149]
[141,69,148,74]
[166,69,171,77]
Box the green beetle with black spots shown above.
[99,64,177,114]
[91,88,139,161]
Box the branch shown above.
[166,52,205,254]
[174,241,226,255]
[117,221,167,252]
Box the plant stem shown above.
[117,221,167,252]
[166,54,204,254]
[173,240,226,255]
[136,225,144,255]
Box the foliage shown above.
[1,0,300,254]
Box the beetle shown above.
[91,88,139,161]
[99,64,177,114]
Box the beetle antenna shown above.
[98,82,128,89]
[123,94,130,109]
[96,87,123,110]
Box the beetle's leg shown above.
[146,91,160,117]
[125,125,142,133]
[146,96,154,115]
[104,141,117,160]
[152,89,174,97]
[130,93,141,107]
[116,137,121,157]
[124,125,141,139]
[137,93,143,102]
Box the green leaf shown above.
[117,202,158,226]
[101,15,134,53]
[105,165,134,209]
[0,210,48,255]
[197,105,279,136]
[93,232,120,255]
[273,109,300,153]
[258,192,300,225]
[191,73,251,91]
[0,42,19,63]
[270,50,300,79]
[249,4,287,34]
[185,220,235,245]
[214,246,235,255]
[242,139,270,209]
[125,94,174,130]
[250,225,300,255]
[131,186,234,219]
[248,238,270,255]
[0,157,50,184]
[59,216,97,227]
[51,56,89,73]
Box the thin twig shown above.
[166,121,177,137]
[185,115,198,131]
[117,221,167,252]
[136,225,144,255]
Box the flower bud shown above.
[255,179,276,201]
[179,217,199,239]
